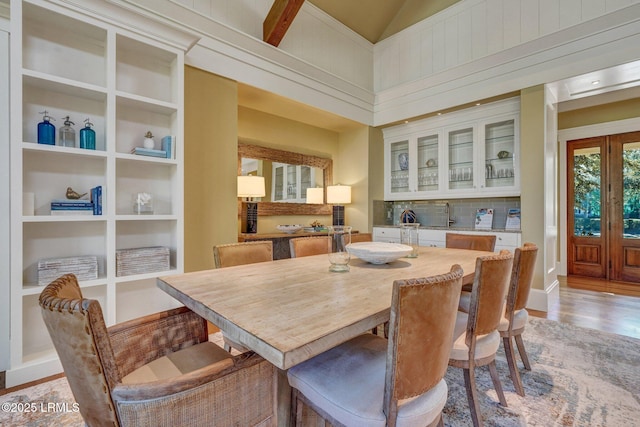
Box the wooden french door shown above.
[568,131,640,283]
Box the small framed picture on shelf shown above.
[505,208,521,230]
[475,208,494,230]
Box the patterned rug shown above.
[1,318,639,426]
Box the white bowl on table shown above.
[346,242,413,264]
[277,224,303,234]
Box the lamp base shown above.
[241,202,258,233]
[332,205,344,226]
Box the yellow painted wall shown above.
[559,98,640,129]
[184,66,238,272]
[520,85,546,291]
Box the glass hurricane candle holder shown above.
[328,225,352,272]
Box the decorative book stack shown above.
[50,185,102,215]
[131,135,175,159]
[37,255,98,286]
[50,199,93,215]
[115,246,170,277]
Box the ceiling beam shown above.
[263,0,305,47]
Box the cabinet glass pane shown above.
[286,164,297,199]
[417,135,439,191]
[390,140,410,193]
[448,128,473,190]
[273,166,284,201]
[485,120,515,188]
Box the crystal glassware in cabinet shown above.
[417,134,439,192]
[447,127,474,191]
[484,119,515,188]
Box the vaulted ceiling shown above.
[307,0,462,43]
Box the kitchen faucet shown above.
[445,202,455,228]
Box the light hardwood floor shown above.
[529,275,640,340]
[2,275,639,396]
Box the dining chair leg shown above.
[487,361,507,406]
[503,336,525,396]
[293,389,304,426]
[463,367,483,427]
[514,334,531,370]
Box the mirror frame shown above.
[238,142,333,215]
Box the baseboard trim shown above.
[5,358,62,389]
[527,279,560,312]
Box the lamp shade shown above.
[327,185,351,204]
[237,176,265,198]
[306,187,324,204]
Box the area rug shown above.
[1,318,638,426]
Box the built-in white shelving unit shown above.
[8,0,195,386]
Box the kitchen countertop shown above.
[373,225,521,233]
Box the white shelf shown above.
[9,0,185,386]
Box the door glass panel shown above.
[417,134,438,192]
[622,141,640,239]
[390,140,409,194]
[485,120,515,188]
[572,147,601,237]
[448,128,473,190]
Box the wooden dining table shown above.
[157,245,491,425]
[158,245,490,370]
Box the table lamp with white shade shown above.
[238,175,265,233]
[306,187,324,204]
[327,184,351,226]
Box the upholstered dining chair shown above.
[445,233,496,252]
[213,240,273,351]
[456,243,538,396]
[499,242,538,396]
[39,274,276,427]
[213,240,273,268]
[350,232,373,243]
[289,236,329,258]
[449,251,513,427]
[288,265,464,427]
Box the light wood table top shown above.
[157,246,491,370]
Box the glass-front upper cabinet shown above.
[417,134,440,192]
[446,126,475,192]
[272,163,314,202]
[388,140,411,196]
[484,119,516,189]
[383,98,520,200]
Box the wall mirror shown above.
[238,142,332,215]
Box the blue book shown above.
[133,147,167,158]
[91,186,103,215]
[161,135,175,159]
[51,202,94,208]
[51,205,94,210]
[51,199,92,204]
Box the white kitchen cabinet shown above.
[374,227,521,252]
[272,163,315,203]
[8,0,196,387]
[383,98,520,200]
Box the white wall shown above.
[0,15,10,373]
[374,0,640,125]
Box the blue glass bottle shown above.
[37,111,55,145]
[79,118,96,150]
